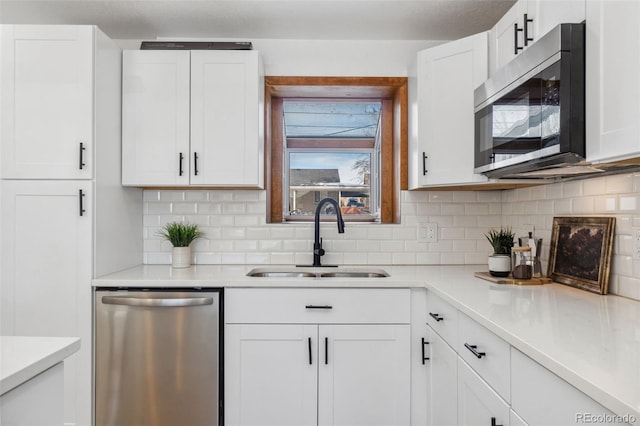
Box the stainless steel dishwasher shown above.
[94,288,222,426]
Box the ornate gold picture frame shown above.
[548,216,615,294]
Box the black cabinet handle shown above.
[79,142,86,170]
[324,337,328,365]
[429,312,444,322]
[193,152,199,176]
[523,13,534,46]
[464,343,486,359]
[305,305,333,310]
[422,152,428,175]
[421,338,430,364]
[514,23,523,54]
[79,189,86,216]
[491,417,503,426]
[179,152,184,176]
[308,337,312,365]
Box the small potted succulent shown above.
[485,227,515,277]
[158,222,203,268]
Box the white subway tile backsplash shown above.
[141,173,640,301]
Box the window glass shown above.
[287,152,373,218]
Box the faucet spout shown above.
[313,198,345,267]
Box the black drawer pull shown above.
[179,152,184,176]
[491,417,503,426]
[464,343,486,359]
[422,152,428,175]
[514,23,523,54]
[324,337,328,365]
[78,189,86,216]
[305,305,333,310]
[308,337,312,365]
[429,312,443,322]
[523,13,533,46]
[193,152,199,176]
[79,142,86,170]
[421,337,430,364]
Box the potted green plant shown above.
[485,227,515,277]
[158,222,203,268]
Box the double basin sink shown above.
[247,267,389,278]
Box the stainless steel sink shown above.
[246,267,389,278]
[246,271,317,278]
[319,271,389,278]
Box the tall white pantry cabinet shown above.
[0,25,142,426]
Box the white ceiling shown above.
[0,0,515,41]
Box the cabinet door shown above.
[426,327,457,426]
[529,0,585,44]
[458,359,510,426]
[225,324,318,426]
[490,0,526,75]
[586,0,640,163]
[1,25,94,179]
[1,180,92,426]
[318,324,411,426]
[121,50,191,186]
[415,32,488,187]
[190,50,263,187]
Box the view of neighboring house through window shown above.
[283,100,382,221]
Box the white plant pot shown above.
[488,254,511,277]
[172,246,192,268]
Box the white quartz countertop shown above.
[94,264,640,423]
[0,336,80,395]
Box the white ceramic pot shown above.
[172,246,192,268]
[488,254,511,277]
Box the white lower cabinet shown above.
[511,348,628,426]
[225,288,411,426]
[458,359,510,426]
[426,326,457,426]
[225,324,318,426]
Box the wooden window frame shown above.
[265,76,408,224]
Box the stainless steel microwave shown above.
[474,23,585,179]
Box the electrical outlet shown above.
[418,223,438,242]
[633,228,640,260]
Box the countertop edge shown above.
[0,336,81,396]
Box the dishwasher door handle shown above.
[101,296,214,308]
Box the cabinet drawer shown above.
[426,291,458,347]
[225,288,411,324]
[457,358,510,426]
[511,348,624,426]
[457,313,510,402]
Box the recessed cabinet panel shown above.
[586,0,640,163]
[318,324,410,426]
[1,180,92,426]
[122,50,191,186]
[412,31,488,189]
[1,25,94,179]
[225,324,318,426]
[458,359,510,426]
[426,326,458,426]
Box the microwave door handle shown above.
[101,296,214,307]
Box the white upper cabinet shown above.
[410,32,488,189]
[121,50,191,186]
[489,0,585,75]
[1,25,94,179]
[586,0,640,164]
[122,49,264,188]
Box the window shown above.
[284,101,381,221]
[265,77,408,224]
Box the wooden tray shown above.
[474,271,552,286]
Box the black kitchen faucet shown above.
[312,198,345,267]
